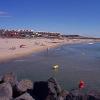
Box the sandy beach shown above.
[0,38,64,63]
[0,38,97,63]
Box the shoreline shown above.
[0,38,99,63]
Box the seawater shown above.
[0,43,100,91]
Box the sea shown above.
[0,42,100,92]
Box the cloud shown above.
[0,11,7,15]
[0,11,11,17]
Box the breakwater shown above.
[0,72,100,100]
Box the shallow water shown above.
[0,42,100,91]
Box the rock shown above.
[48,80,56,93]
[0,76,3,84]
[0,83,12,100]
[48,77,62,93]
[70,89,85,100]
[2,72,17,86]
[0,76,2,81]
[46,89,69,100]
[33,81,49,100]
[17,79,33,92]
[12,85,25,98]
[87,90,100,100]
[58,96,64,100]
[0,96,10,100]
[70,89,80,96]
[46,94,55,100]
[14,92,35,100]
[60,90,69,97]
[47,77,62,99]
[58,90,69,100]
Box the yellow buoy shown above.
[53,65,59,69]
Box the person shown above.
[20,44,26,48]
[79,80,85,89]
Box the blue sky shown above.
[0,0,100,37]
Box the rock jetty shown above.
[0,72,100,100]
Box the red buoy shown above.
[79,80,85,89]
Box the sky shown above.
[0,0,100,37]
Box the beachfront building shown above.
[0,29,89,39]
[0,29,62,39]
[18,30,33,38]
[0,29,34,38]
[35,31,61,38]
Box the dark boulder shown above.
[0,76,3,84]
[69,89,86,100]
[2,72,17,86]
[46,94,56,100]
[16,79,33,92]
[0,83,12,100]
[33,81,49,100]
[87,90,100,100]
[14,92,35,100]
[58,90,69,100]
[47,77,62,99]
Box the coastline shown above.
[0,38,99,63]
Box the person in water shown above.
[79,80,85,89]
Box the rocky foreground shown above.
[0,72,100,100]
